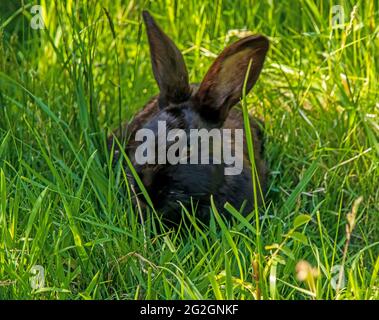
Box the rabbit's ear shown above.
[143,11,191,108]
[196,35,269,123]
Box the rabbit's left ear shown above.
[196,35,269,123]
[143,11,191,108]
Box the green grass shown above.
[0,0,378,300]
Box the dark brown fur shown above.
[108,11,269,224]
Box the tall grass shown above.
[0,0,378,299]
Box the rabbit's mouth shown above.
[126,160,225,211]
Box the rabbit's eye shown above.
[140,167,155,188]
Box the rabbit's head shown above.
[109,11,269,223]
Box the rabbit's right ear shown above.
[195,35,269,123]
[143,11,191,108]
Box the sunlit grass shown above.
[0,0,378,299]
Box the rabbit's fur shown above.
[108,11,269,224]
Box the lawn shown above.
[0,0,378,300]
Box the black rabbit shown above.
[108,11,269,224]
